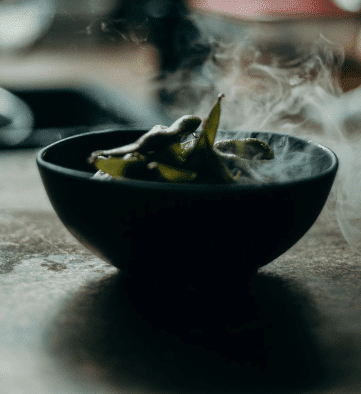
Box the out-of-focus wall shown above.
[54,0,118,16]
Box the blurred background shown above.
[1,0,361,148]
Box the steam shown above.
[156,22,361,251]
[158,34,343,131]
[314,90,361,251]
[217,132,333,185]
[83,18,149,45]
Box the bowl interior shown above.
[41,129,337,186]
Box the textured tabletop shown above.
[0,149,361,394]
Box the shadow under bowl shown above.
[36,129,338,284]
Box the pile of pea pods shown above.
[89,94,274,184]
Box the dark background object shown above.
[13,89,121,130]
[6,87,126,149]
[36,0,209,72]
[5,86,167,149]
[110,0,211,73]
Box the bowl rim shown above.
[36,128,339,192]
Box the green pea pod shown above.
[204,149,235,183]
[168,141,184,160]
[89,115,201,162]
[148,137,198,167]
[94,154,146,178]
[213,138,274,180]
[187,94,224,160]
[202,93,225,147]
[165,139,196,163]
[135,115,201,154]
[214,138,274,161]
[94,157,128,177]
[148,162,197,183]
[183,94,234,183]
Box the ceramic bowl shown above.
[37,129,338,285]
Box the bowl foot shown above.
[121,270,259,340]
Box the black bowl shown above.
[36,129,338,284]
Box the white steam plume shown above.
[156,22,361,251]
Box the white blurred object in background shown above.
[333,0,361,12]
[0,0,55,52]
[0,88,34,146]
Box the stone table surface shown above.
[1,148,361,394]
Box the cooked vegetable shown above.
[89,115,201,162]
[89,94,275,184]
[147,162,198,183]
